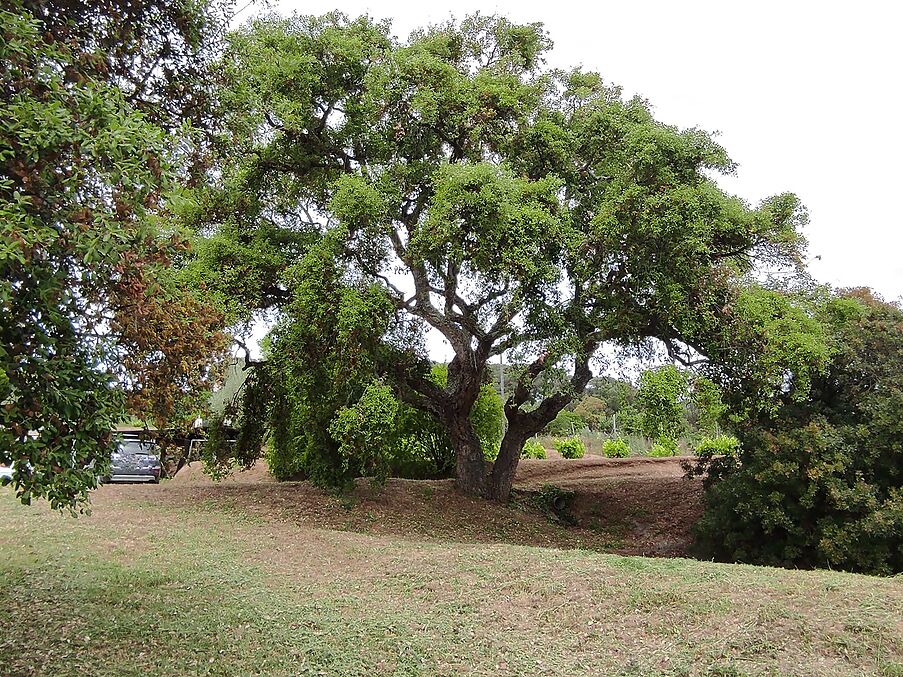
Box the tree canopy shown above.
[182,12,808,500]
[0,0,230,510]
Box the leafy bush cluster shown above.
[694,290,903,575]
[538,366,729,459]
[648,437,679,457]
[694,435,740,457]
[521,440,547,459]
[601,438,631,458]
[554,437,586,459]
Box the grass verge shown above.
[0,489,900,676]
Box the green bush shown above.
[521,440,547,459]
[329,381,399,486]
[693,291,903,574]
[543,410,586,436]
[602,437,631,458]
[615,408,643,435]
[694,435,740,457]
[554,437,586,459]
[648,437,678,457]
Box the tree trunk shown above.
[487,426,528,502]
[449,414,487,496]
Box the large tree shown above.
[0,1,230,510]
[185,13,807,500]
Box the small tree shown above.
[634,365,690,442]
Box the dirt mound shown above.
[153,455,703,558]
[514,455,696,488]
[171,455,697,488]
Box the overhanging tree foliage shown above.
[0,1,231,510]
[184,13,807,500]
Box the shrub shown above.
[693,290,903,574]
[648,437,678,457]
[388,405,455,480]
[521,440,547,459]
[329,381,399,486]
[543,410,586,436]
[554,436,586,459]
[602,437,631,458]
[471,384,505,461]
[694,435,740,457]
[615,407,643,435]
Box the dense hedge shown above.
[521,440,547,459]
[602,438,630,458]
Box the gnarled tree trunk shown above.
[487,426,528,502]
[487,343,598,502]
[449,413,487,496]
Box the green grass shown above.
[0,490,901,676]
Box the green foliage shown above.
[0,1,227,510]
[264,438,305,483]
[695,290,903,574]
[259,239,397,487]
[694,435,740,457]
[471,385,505,461]
[690,377,727,435]
[573,396,609,431]
[543,410,587,436]
[648,437,679,457]
[521,440,547,460]
[586,377,636,415]
[614,408,643,436]
[329,382,399,487]
[635,366,689,441]
[198,416,237,482]
[389,405,456,480]
[602,438,631,459]
[710,286,833,420]
[554,437,586,460]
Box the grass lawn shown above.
[0,485,900,676]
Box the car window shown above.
[118,441,158,455]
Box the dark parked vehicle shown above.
[107,440,161,483]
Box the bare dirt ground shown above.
[515,456,692,486]
[105,455,704,558]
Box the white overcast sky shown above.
[245,1,902,361]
